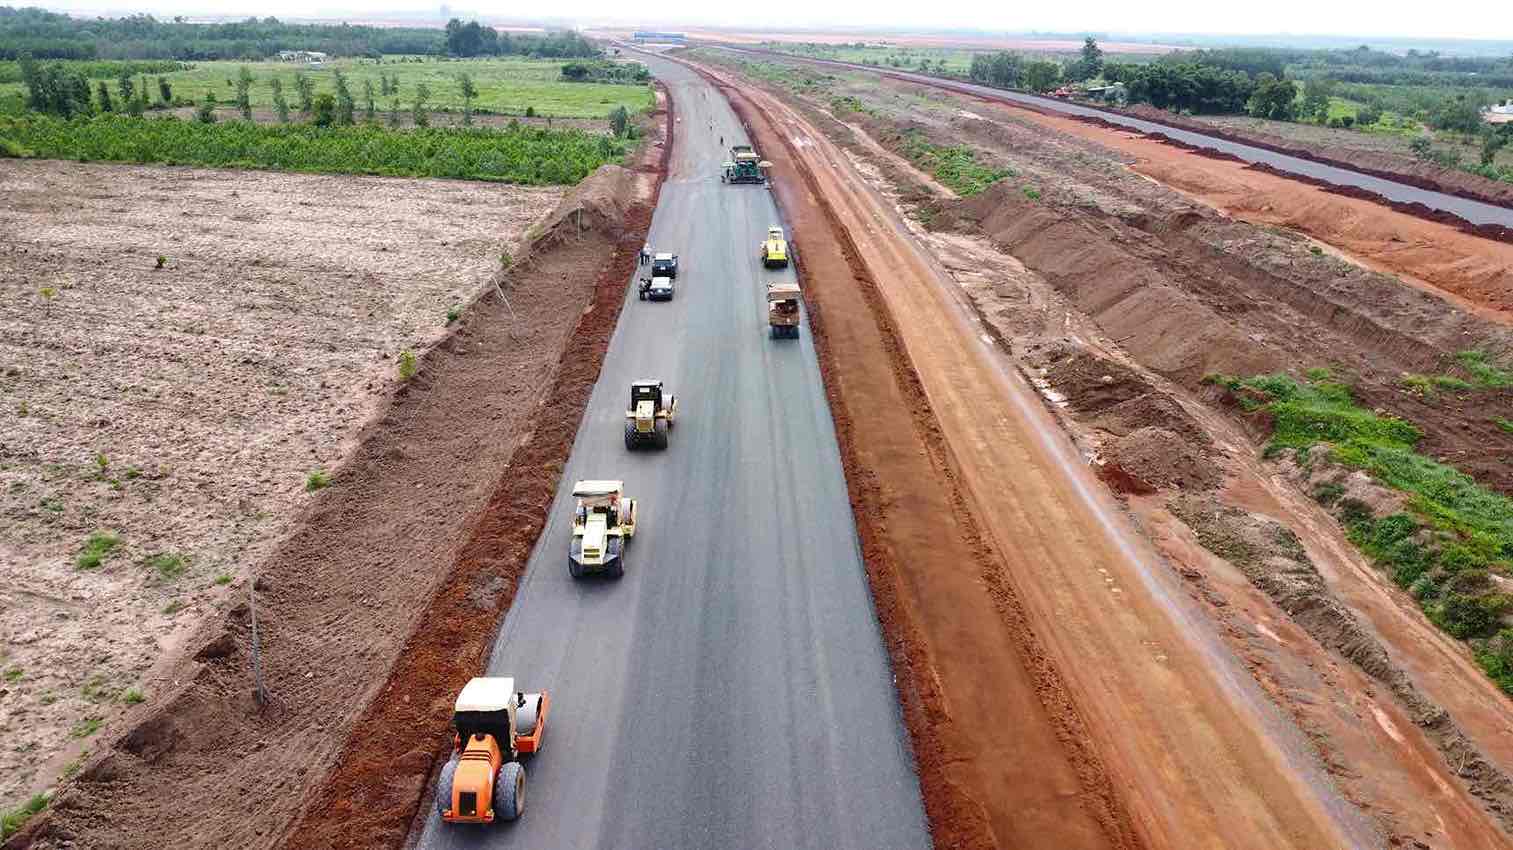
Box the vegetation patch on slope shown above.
[1210,371,1513,693]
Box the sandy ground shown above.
[686,50,1513,850]
[0,162,562,811]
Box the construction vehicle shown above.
[624,380,676,450]
[768,282,801,339]
[720,144,770,184]
[759,225,788,268]
[568,480,637,578]
[436,677,549,825]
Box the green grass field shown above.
[0,56,655,120]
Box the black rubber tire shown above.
[607,554,624,579]
[624,421,637,451]
[435,754,460,817]
[568,556,584,579]
[495,761,525,822]
[654,418,669,449]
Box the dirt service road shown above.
[410,56,929,850]
[684,54,1387,850]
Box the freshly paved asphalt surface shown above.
[723,48,1513,228]
[413,55,931,850]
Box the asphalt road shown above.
[413,55,931,850]
[719,47,1513,228]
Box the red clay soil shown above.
[692,61,1140,850]
[276,93,673,850]
[5,94,672,850]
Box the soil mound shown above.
[1105,427,1219,493]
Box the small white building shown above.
[277,50,330,65]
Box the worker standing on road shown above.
[640,243,649,266]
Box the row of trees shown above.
[1104,62,1262,115]
[17,56,173,117]
[1,8,603,62]
[967,37,1106,92]
[966,51,1063,93]
[0,7,441,60]
[443,19,597,59]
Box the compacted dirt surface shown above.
[683,48,1513,850]
[2,93,665,847]
[0,162,561,812]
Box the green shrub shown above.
[446,305,462,324]
[76,531,121,570]
[305,470,331,491]
[398,350,417,380]
[1475,629,1513,694]
[1,794,48,840]
[70,716,102,738]
[147,552,186,580]
[1455,350,1512,389]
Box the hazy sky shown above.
[37,1,1513,41]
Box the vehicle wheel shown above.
[607,555,624,579]
[568,557,584,579]
[624,422,637,451]
[654,418,669,449]
[494,761,525,822]
[435,754,460,817]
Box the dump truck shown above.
[768,282,801,339]
[624,380,676,450]
[436,677,549,825]
[721,144,770,184]
[759,225,788,269]
[568,480,637,578]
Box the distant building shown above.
[1486,100,1513,124]
[632,31,687,45]
[277,50,330,64]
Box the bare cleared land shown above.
[0,161,562,810]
